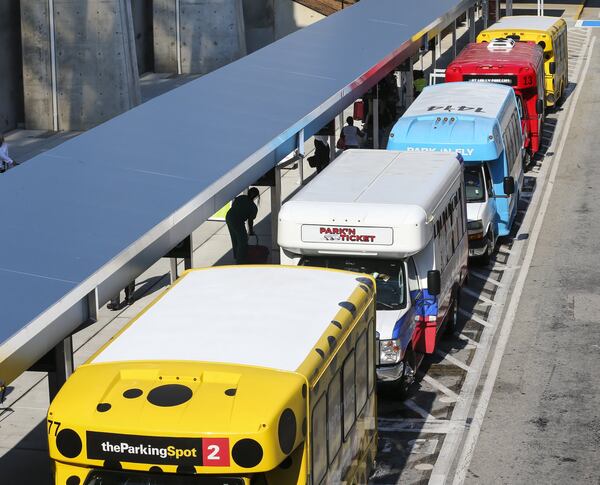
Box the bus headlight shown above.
[379,339,402,364]
[468,220,484,240]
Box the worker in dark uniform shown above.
[226,187,260,264]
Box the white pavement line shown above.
[450,36,596,485]
[378,418,459,435]
[434,349,471,372]
[421,374,460,402]
[458,307,491,328]
[469,271,504,287]
[454,332,480,348]
[461,286,499,306]
[403,399,437,420]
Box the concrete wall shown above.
[274,0,325,40]
[0,1,24,133]
[131,0,154,74]
[21,0,141,131]
[153,0,246,75]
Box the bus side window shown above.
[327,371,342,464]
[484,164,494,198]
[342,351,356,440]
[355,332,368,414]
[407,257,420,299]
[311,395,328,484]
[367,318,375,393]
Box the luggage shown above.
[246,235,270,264]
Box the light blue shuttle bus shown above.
[387,82,524,261]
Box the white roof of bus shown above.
[93,266,361,371]
[282,150,460,220]
[487,15,561,32]
[404,82,512,119]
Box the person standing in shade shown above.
[308,135,330,173]
[341,116,364,149]
[0,135,15,172]
[226,187,260,264]
[413,70,427,97]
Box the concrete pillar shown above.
[131,0,154,74]
[0,1,24,132]
[243,0,274,53]
[153,0,246,75]
[20,0,141,131]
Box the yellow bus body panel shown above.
[477,17,568,106]
[48,266,377,484]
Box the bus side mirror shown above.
[504,176,515,195]
[536,99,544,114]
[427,270,441,296]
[549,62,556,75]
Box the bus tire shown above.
[479,229,494,266]
[398,346,417,396]
[445,286,460,336]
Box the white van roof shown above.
[278,150,462,257]
[93,266,362,372]
[487,15,562,32]
[403,82,513,120]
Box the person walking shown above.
[226,187,260,264]
[341,116,364,149]
[0,135,15,172]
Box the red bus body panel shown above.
[446,42,545,155]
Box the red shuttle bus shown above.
[446,39,545,161]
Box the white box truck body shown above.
[278,150,468,384]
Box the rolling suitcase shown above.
[246,234,270,264]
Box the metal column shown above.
[373,84,380,149]
[452,19,457,59]
[47,336,74,401]
[483,0,489,28]
[469,7,476,42]
[297,129,305,186]
[270,165,282,255]
[168,233,197,283]
[506,0,512,16]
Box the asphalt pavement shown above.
[464,28,600,485]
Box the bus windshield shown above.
[300,256,406,310]
[84,470,245,484]
[464,166,486,203]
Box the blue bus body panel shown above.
[388,83,519,237]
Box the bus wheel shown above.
[479,229,494,266]
[523,150,532,171]
[399,347,417,396]
[445,286,460,336]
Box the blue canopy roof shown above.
[0,0,475,385]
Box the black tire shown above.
[398,346,417,396]
[479,229,494,266]
[444,286,460,336]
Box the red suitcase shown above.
[246,235,270,264]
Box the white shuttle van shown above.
[278,150,468,387]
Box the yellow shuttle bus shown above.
[478,15,568,107]
[47,266,377,485]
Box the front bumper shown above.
[376,361,405,382]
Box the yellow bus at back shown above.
[478,15,568,107]
[47,266,378,485]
